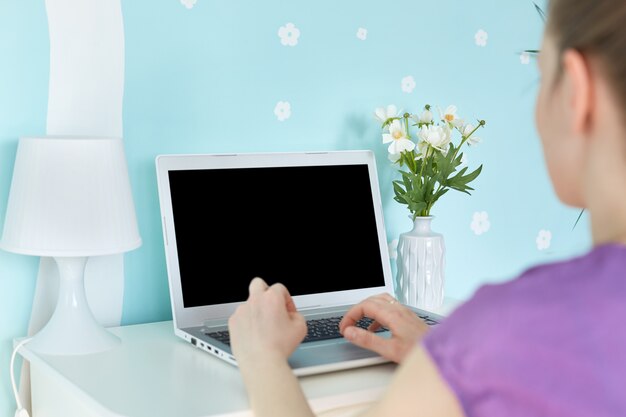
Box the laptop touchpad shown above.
[289,342,379,368]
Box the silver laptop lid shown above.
[156,150,394,329]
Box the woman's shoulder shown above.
[426,242,626,349]
[513,242,626,286]
[468,242,626,309]
[487,242,626,308]
[422,243,626,416]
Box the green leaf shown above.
[392,180,406,197]
[433,188,449,202]
[439,146,461,179]
[462,164,483,183]
[424,177,436,202]
[399,171,413,192]
[446,164,483,194]
[449,166,469,181]
[573,209,585,230]
[393,195,407,205]
[534,2,546,22]
[381,118,395,129]
[408,201,427,213]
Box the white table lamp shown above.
[0,136,142,355]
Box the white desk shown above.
[20,299,460,417]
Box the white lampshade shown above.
[0,136,142,355]
[0,136,141,256]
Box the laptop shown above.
[155,150,441,376]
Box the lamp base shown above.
[28,256,121,356]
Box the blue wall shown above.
[0,1,49,412]
[0,0,591,412]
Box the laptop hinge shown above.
[298,305,322,311]
[202,317,229,328]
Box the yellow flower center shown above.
[392,130,404,140]
[445,114,455,122]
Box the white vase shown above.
[395,216,445,310]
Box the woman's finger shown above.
[248,277,269,298]
[343,325,395,359]
[268,282,298,312]
[339,298,396,333]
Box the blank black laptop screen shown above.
[168,164,386,308]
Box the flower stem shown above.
[428,123,483,210]
[404,114,411,139]
[449,123,482,163]
[419,146,430,179]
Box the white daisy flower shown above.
[388,152,402,163]
[462,123,482,146]
[467,136,482,146]
[356,28,367,41]
[415,109,433,124]
[415,140,428,159]
[418,124,452,153]
[278,23,300,47]
[383,120,415,154]
[440,105,464,128]
[374,105,401,125]
[411,109,434,128]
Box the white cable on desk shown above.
[11,338,32,417]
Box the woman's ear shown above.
[561,49,594,136]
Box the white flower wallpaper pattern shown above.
[180,0,197,9]
[274,101,292,121]
[536,229,552,251]
[520,51,531,65]
[475,29,488,47]
[401,75,416,93]
[56,0,590,301]
[278,23,301,46]
[471,211,491,236]
[356,28,367,41]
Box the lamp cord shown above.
[11,337,32,417]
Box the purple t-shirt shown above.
[423,243,626,417]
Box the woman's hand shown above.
[339,293,430,363]
[228,277,307,366]
[228,278,316,417]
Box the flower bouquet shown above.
[374,103,485,309]
[375,104,485,219]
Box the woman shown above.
[228,0,626,415]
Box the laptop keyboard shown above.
[303,316,384,343]
[205,313,438,346]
